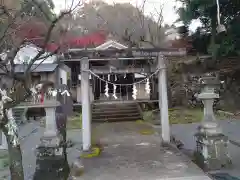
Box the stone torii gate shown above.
[71,48,186,151]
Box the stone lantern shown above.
[194,74,231,170]
[197,74,221,134]
[34,89,70,179]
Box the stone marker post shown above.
[0,132,8,172]
[34,94,69,180]
[44,102,59,137]
[158,54,170,143]
[37,99,62,152]
[194,74,231,170]
[81,57,91,151]
[0,132,7,150]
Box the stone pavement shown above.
[171,120,240,178]
[5,120,238,179]
[79,122,212,180]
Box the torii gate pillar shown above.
[158,54,170,143]
[81,57,92,151]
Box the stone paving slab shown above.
[79,122,212,180]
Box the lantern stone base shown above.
[34,134,69,180]
[37,134,64,157]
[199,121,222,135]
[194,132,232,171]
[33,154,69,180]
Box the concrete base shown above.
[33,154,69,180]
[199,122,222,135]
[37,136,63,159]
[34,134,69,180]
[195,132,232,170]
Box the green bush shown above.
[143,108,205,124]
[143,111,154,122]
[67,113,82,129]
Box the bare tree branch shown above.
[29,47,61,72]
[24,0,83,74]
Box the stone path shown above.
[171,120,240,178]
[79,122,212,180]
[5,120,240,179]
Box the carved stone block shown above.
[195,132,232,170]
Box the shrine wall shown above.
[70,87,77,102]
[58,64,71,85]
[40,72,56,83]
[137,83,150,100]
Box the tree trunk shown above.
[2,126,24,180]
[210,17,217,60]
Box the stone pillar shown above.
[44,106,58,137]
[194,74,231,170]
[0,132,7,150]
[38,100,60,146]
[81,57,91,151]
[158,54,170,143]
[35,99,68,179]
[197,76,221,135]
[0,132,9,173]
[0,131,8,173]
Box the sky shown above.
[53,0,201,31]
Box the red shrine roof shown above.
[16,20,107,51]
[26,30,107,52]
[41,31,107,52]
[68,32,106,48]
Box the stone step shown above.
[93,105,138,111]
[13,113,23,117]
[92,103,141,122]
[93,103,137,108]
[92,112,140,118]
[92,108,139,114]
[13,112,21,115]
[13,110,23,113]
[92,115,141,122]
[13,110,23,114]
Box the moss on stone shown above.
[81,146,101,158]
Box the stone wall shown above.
[171,71,240,110]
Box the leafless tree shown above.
[66,0,166,48]
[64,0,169,105]
[0,0,83,180]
